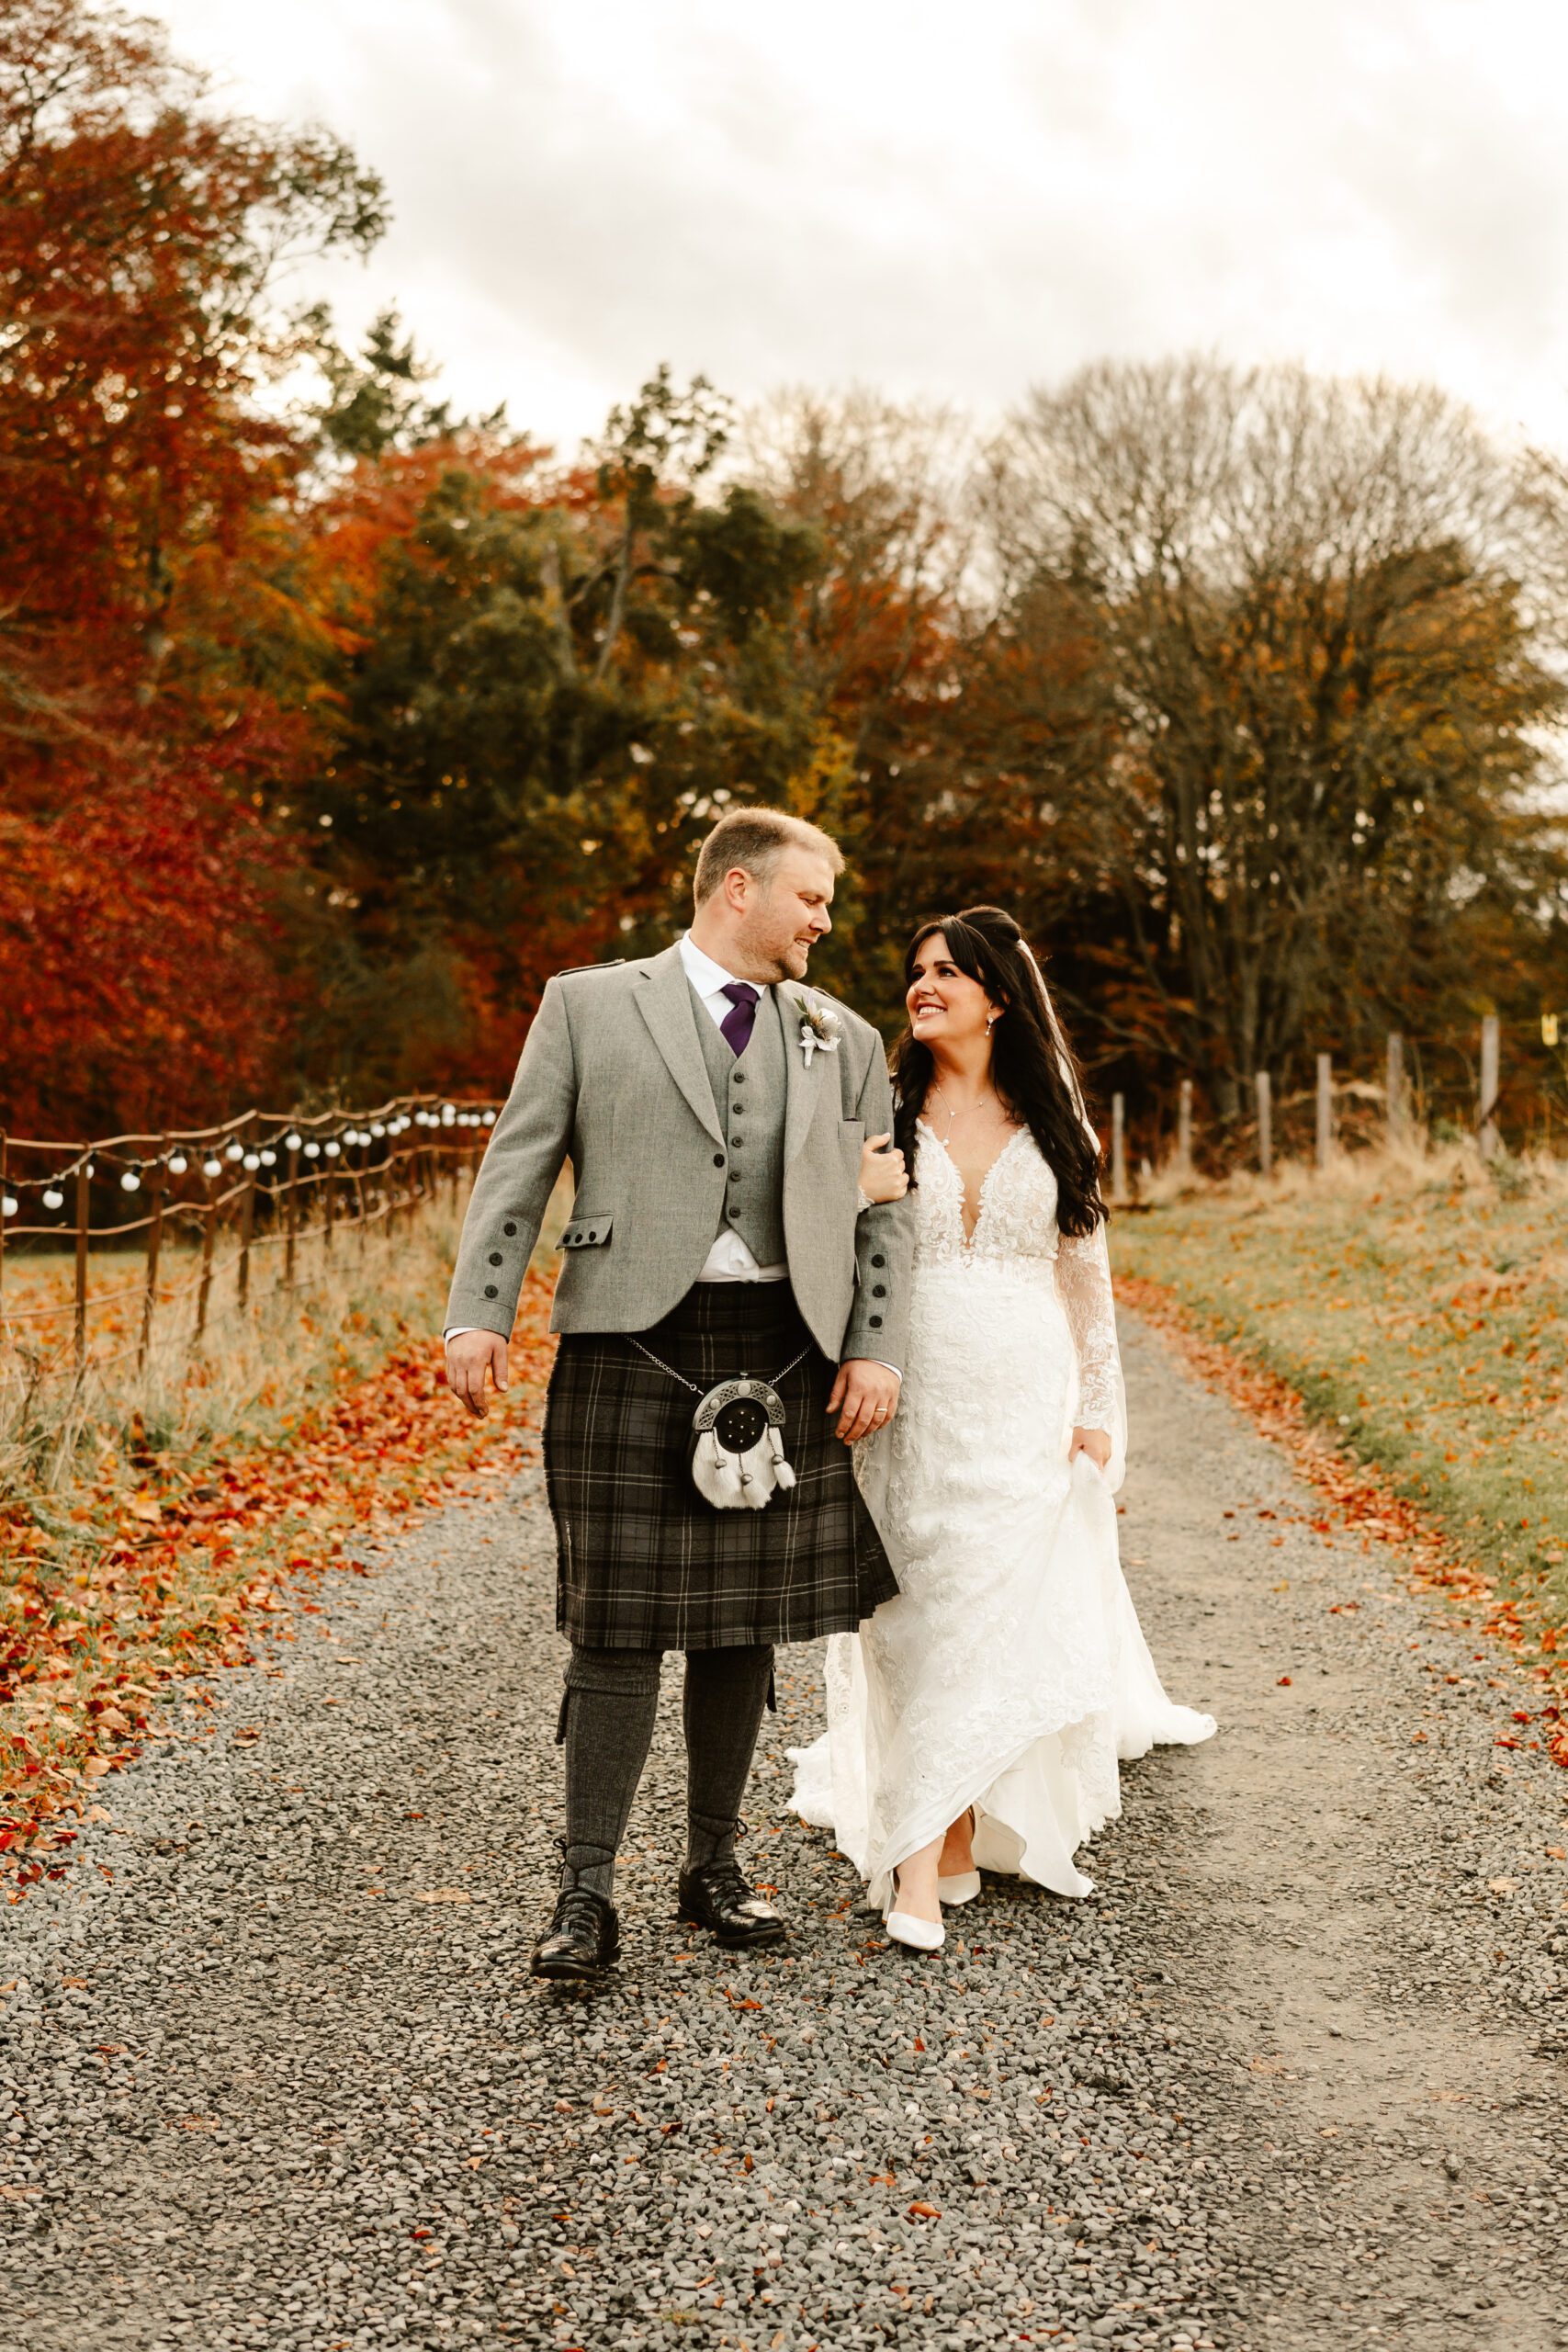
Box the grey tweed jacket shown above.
[445,944,914,1370]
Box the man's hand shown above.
[828,1359,901,1444]
[446,1330,509,1419]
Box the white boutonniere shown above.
[794,995,841,1068]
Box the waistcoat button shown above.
[488,1251,502,1266]
[871,1253,886,1267]
[872,1284,886,1297]
[502,1222,517,1236]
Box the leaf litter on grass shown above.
[1115,1168,1568,1770]
[1,1272,556,1891]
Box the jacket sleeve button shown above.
[868,1314,884,1329]
[587,1230,597,1242]
[502,1222,517,1237]
[483,1284,499,1299]
[488,1251,502,1266]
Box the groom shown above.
[445,808,912,1980]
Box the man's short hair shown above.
[693,806,844,906]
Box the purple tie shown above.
[718,980,760,1056]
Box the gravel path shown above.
[4,1313,1566,2352]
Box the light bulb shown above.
[225,1142,243,1162]
[259,1148,276,1167]
[120,1172,141,1192]
[43,1188,63,1210]
[1,1196,16,1216]
[324,1140,341,1158]
[243,1153,260,1171]
[304,1142,321,1158]
[370,1122,386,1138]
[285,1132,302,1151]
[168,1152,188,1174]
[203,1158,222,1178]
[482,1111,496,1125]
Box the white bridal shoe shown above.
[885,1868,945,1953]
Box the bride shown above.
[790,905,1214,1951]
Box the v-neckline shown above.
[919,1119,1028,1246]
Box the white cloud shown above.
[153,0,1568,454]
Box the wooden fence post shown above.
[1315,1054,1333,1172]
[1385,1032,1404,1141]
[196,1170,217,1340]
[237,1142,257,1308]
[1111,1093,1127,1202]
[1256,1071,1273,1177]
[73,1159,90,1378]
[137,1152,166,1373]
[284,1137,299,1288]
[1479,1014,1501,1160]
[1177,1079,1193,1175]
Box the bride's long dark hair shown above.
[890,905,1108,1238]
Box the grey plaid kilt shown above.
[543,1281,898,1650]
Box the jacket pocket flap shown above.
[558,1213,614,1250]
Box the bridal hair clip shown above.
[794,996,842,1067]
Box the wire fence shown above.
[0,1094,502,1384]
[1108,1016,1568,1193]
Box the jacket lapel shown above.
[778,984,827,1166]
[633,944,724,1145]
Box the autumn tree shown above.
[0,0,384,735]
[982,358,1568,1112]
[0,0,387,1134]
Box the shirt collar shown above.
[680,929,760,1001]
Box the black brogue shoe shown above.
[529,1886,620,1982]
[677,1858,788,1950]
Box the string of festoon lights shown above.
[1,1106,497,1219]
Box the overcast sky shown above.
[153,0,1568,457]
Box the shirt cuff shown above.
[444,1327,479,1342]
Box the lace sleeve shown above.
[1055,1219,1123,1442]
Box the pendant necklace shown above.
[930,1080,997,1141]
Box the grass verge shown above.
[1113,1143,1568,1759]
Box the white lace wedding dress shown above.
[789,1121,1214,1909]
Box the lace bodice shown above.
[911,1121,1122,1438]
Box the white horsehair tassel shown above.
[767,1424,796,1490]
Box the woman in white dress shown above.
[790,905,1214,1951]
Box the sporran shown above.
[628,1340,810,1510]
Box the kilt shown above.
[543,1281,898,1650]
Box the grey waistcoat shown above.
[690,981,787,1268]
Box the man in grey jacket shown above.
[446,807,912,1979]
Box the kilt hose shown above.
[543,1280,899,1651]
